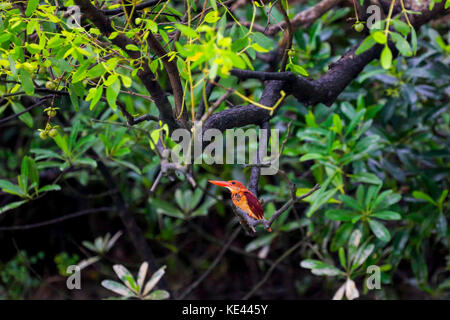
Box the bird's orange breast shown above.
[232,191,264,220]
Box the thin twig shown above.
[0,96,52,125]
[178,226,241,299]
[0,207,112,231]
[242,238,304,300]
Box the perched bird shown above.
[209,180,271,232]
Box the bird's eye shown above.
[231,182,235,185]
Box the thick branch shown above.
[74,0,178,130]
[244,0,342,36]
[147,32,188,124]
[248,122,270,197]
[102,0,166,15]
[204,2,447,133]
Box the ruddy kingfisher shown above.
[209,180,271,232]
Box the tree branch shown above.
[102,0,167,15]
[0,207,112,231]
[0,96,52,125]
[178,226,241,299]
[243,0,343,36]
[147,32,188,124]
[204,2,447,133]
[74,0,179,131]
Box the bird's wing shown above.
[243,190,265,220]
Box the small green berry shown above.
[354,22,364,32]
[48,128,58,138]
[22,62,35,74]
[288,50,295,57]
[47,109,57,117]
[39,131,48,140]
[45,81,56,90]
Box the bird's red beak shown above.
[208,180,232,188]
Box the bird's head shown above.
[208,180,246,193]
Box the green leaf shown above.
[0,34,12,44]
[332,114,342,134]
[372,31,387,44]
[101,280,134,297]
[352,243,375,269]
[22,156,39,192]
[74,158,98,168]
[371,211,401,220]
[300,259,342,276]
[372,190,401,211]
[146,20,158,33]
[0,200,28,215]
[380,45,392,69]
[365,185,381,209]
[411,249,428,284]
[412,191,437,205]
[391,32,412,57]
[351,172,382,185]
[252,32,273,51]
[438,189,448,207]
[89,85,104,110]
[106,78,121,111]
[348,229,362,260]
[20,157,29,192]
[411,27,417,55]
[143,265,167,296]
[120,75,132,88]
[245,233,276,252]
[339,194,363,211]
[338,247,346,269]
[11,102,33,128]
[19,69,35,95]
[113,264,137,292]
[209,0,217,10]
[53,134,70,157]
[69,120,81,152]
[125,44,140,51]
[287,63,309,76]
[344,109,365,136]
[306,188,337,217]
[325,209,358,221]
[331,222,353,252]
[87,64,107,79]
[356,185,365,207]
[175,24,199,38]
[204,11,220,24]
[356,35,376,55]
[0,179,26,197]
[145,290,170,300]
[69,84,80,111]
[191,197,216,217]
[38,184,61,193]
[25,0,39,16]
[300,153,324,161]
[368,219,391,242]
[113,159,141,175]
[150,198,184,219]
[393,20,411,36]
